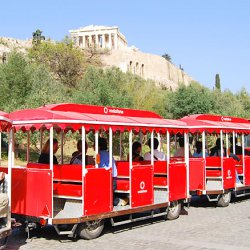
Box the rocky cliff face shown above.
[0,36,194,89]
[101,47,194,90]
[0,37,32,62]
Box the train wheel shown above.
[217,191,231,207]
[167,201,181,220]
[78,220,104,240]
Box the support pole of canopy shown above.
[60,130,64,164]
[27,130,30,163]
[151,131,154,165]
[95,130,99,168]
[184,132,189,198]
[49,127,54,218]
[220,130,224,189]
[242,134,245,185]
[226,133,229,158]
[109,128,113,169]
[232,131,236,155]
[82,126,86,214]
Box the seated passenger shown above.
[174,137,192,157]
[209,138,226,157]
[70,140,94,165]
[229,137,250,156]
[0,172,8,227]
[98,137,117,190]
[144,138,166,161]
[193,141,208,158]
[38,138,59,164]
[131,141,144,161]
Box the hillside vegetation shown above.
[0,39,250,119]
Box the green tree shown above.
[0,52,31,111]
[24,64,69,108]
[211,89,245,117]
[215,73,221,90]
[32,29,45,46]
[162,53,172,63]
[168,82,214,118]
[73,67,132,107]
[29,40,87,88]
[236,88,250,117]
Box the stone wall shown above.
[100,47,194,90]
[0,37,32,62]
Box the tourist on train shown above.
[70,140,94,165]
[209,138,226,157]
[131,141,144,161]
[193,141,209,158]
[174,137,192,157]
[0,172,8,228]
[229,137,250,156]
[144,138,165,161]
[98,137,117,190]
[38,138,59,164]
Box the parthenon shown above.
[69,25,128,50]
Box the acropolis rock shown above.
[70,25,195,89]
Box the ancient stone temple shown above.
[69,25,127,50]
[69,25,195,90]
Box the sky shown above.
[1,0,250,93]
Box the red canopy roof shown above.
[0,111,12,132]
[181,114,250,134]
[10,103,187,133]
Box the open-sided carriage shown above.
[181,114,250,206]
[6,103,190,239]
[0,111,12,248]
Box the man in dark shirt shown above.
[230,137,250,156]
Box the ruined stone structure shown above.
[69,25,127,50]
[70,25,194,89]
[0,26,195,89]
[0,37,32,63]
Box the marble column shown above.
[102,34,106,48]
[109,33,112,49]
[114,33,118,49]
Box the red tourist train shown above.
[181,114,250,206]
[0,103,250,240]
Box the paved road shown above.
[5,196,250,250]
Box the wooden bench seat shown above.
[206,169,222,177]
[53,182,82,198]
[116,179,130,192]
[153,176,167,187]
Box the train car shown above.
[8,103,189,239]
[181,114,250,206]
[0,111,13,248]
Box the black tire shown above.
[78,220,104,240]
[167,201,181,220]
[217,191,231,207]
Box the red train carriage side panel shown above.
[84,168,112,216]
[131,165,153,208]
[244,156,250,186]
[169,162,187,201]
[223,158,236,189]
[189,158,205,191]
[12,168,52,217]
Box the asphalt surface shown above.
[4,196,250,250]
